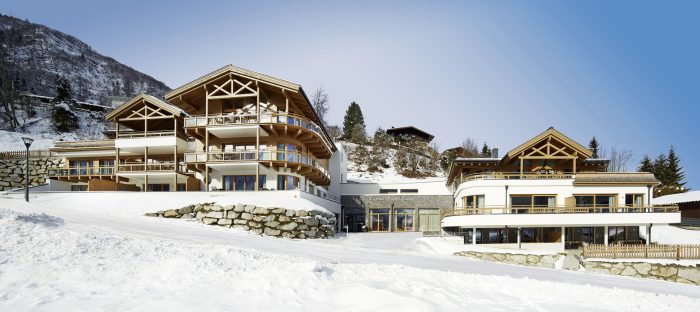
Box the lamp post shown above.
[22,137,34,202]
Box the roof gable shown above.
[105,93,185,120]
[505,127,593,160]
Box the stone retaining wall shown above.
[0,157,64,191]
[583,260,700,285]
[146,203,336,239]
[454,250,561,268]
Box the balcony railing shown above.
[116,130,187,139]
[460,172,575,183]
[184,113,331,150]
[442,205,680,217]
[117,162,185,173]
[48,166,114,177]
[185,149,330,178]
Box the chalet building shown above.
[386,126,434,145]
[46,65,343,213]
[654,191,700,225]
[441,127,680,250]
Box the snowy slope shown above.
[1,193,699,311]
[343,141,446,183]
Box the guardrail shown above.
[116,131,186,139]
[0,150,55,160]
[117,162,185,173]
[583,243,700,260]
[443,205,680,217]
[459,172,575,183]
[185,149,330,178]
[48,166,114,177]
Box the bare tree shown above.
[460,137,480,157]
[602,146,634,172]
[310,85,329,127]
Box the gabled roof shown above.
[164,64,301,100]
[386,126,434,141]
[105,93,186,120]
[505,127,593,159]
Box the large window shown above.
[100,160,114,175]
[608,226,641,244]
[625,194,644,208]
[223,175,266,191]
[277,175,299,190]
[418,209,440,232]
[462,195,485,208]
[394,209,414,232]
[277,143,302,162]
[510,195,555,213]
[147,184,170,192]
[370,209,391,232]
[574,194,616,212]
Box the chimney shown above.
[491,147,499,158]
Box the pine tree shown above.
[342,101,366,143]
[637,155,654,173]
[653,153,669,185]
[481,143,491,157]
[368,127,390,171]
[589,137,600,158]
[666,146,687,189]
[53,76,73,104]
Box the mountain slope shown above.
[0,14,169,105]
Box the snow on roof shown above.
[653,191,700,205]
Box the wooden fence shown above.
[0,150,55,160]
[583,243,700,260]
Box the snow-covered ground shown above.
[641,224,700,244]
[1,193,699,311]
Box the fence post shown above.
[676,245,680,261]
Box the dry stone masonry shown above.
[0,157,64,191]
[583,260,700,285]
[454,250,562,268]
[146,203,336,239]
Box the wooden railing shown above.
[48,166,114,177]
[443,205,680,217]
[583,243,700,260]
[0,150,55,160]
[185,149,330,178]
[116,130,186,139]
[117,162,184,173]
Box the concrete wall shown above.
[328,142,348,197]
[0,157,65,191]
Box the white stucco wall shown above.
[341,180,451,195]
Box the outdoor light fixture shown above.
[22,137,34,202]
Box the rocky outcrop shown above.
[0,157,64,191]
[454,250,562,268]
[146,203,337,239]
[583,261,700,285]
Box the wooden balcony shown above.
[48,166,115,182]
[117,162,186,174]
[184,113,333,157]
[116,130,187,140]
[185,149,331,185]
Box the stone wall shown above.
[146,203,336,239]
[454,250,562,268]
[0,157,64,191]
[583,260,700,285]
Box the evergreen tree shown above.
[53,76,73,104]
[342,101,366,143]
[637,155,654,173]
[653,153,669,185]
[589,137,600,158]
[481,143,491,157]
[666,146,687,189]
[368,127,391,172]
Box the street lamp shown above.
[22,137,34,202]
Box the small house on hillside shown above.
[386,126,434,145]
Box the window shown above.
[276,143,302,162]
[147,184,170,192]
[462,195,485,208]
[510,195,555,213]
[625,194,644,208]
[71,185,88,192]
[370,209,391,231]
[574,194,616,212]
[379,189,398,194]
[277,175,299,190]
[394,209,414,231]
[222,175,264,191]
[100,160,113,175]
[177,183,186,191]
[400,189,418,193]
